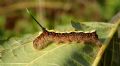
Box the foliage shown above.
[0,0,120,66]
[0,21,119,66]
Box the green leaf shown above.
[71,20,89,31]
[0,21,119,66]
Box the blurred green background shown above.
[0,0,120,40]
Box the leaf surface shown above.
[0,22,119,66]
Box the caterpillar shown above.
[27,9,102,50]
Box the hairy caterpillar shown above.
[27,9,102,50]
